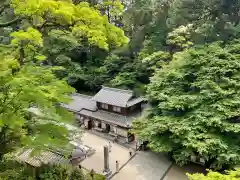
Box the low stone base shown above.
[103,169,112,178]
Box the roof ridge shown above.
[102,86,133,94]
[127,96,146,101]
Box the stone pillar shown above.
[104,145,110,170]
[103,145,111,177]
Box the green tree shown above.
[0,27,75,159]
[120,0,154,56]
[187,168,240,180]
[141,51,171,73]
[38,164,69,180]
[138,0,171,54]
[69,169,85,180]
[0,0,129,91]
[0,159,33,179]
[133,40,240,169]
[167,0,240,43]
[98,53,148,94]
[166,24,194,52]
[0,161,89,180]
[0,0,128,159]
[10,0,128,49]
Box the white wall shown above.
[117,127,128,137]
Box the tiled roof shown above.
[92,86,133,107]
[71,149,86,159]
[126,97,146,107]
[62,93,97,112]
[79,109,141,127]
[17,149,68,167]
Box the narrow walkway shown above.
[80,132,131,175]
[111,151,172,180]
[163,164,206,180]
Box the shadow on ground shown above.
[111,151,172,180]
[163,163,206,180]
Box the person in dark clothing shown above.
[129,149,132,157]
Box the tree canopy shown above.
[187,168,240,180]
[0,0,128,160]
[0,27,76,159]
[133,40,240,169]
[1,0,240,175]
[0,160,105,180]
[128,0,240,170]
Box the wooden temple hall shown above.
[63,86,147,143]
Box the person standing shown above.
[113,136,118,143]
[129,148,132,157]
[116,160,119,172]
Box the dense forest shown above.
[0,0,240,178]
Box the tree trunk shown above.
[19,41,25,65]
[0,153,4,161]
[0,127,8,161]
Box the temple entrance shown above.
[87,120,93,129]
[106,124,110,133]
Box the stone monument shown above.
[103,145,112,177]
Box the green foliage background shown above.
[0,0,240,173]
[0,160,105,180]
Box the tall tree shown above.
[133,40,240,169]
[167,0,240,43]
[0,0,128,90]
[0,27,75,159]
[0,0,128,159]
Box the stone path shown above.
[111,151,172,180]
[163,164,206,180]
[80,131,205,180]
[80,132,130,174]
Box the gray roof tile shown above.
[79,109,141,127]
[17,149,68,167]
[62,93,97,112]
[92,86,133,107]
[126,97,146,107]
[71,149,86,158]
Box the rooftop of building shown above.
[92,86,145,107]
[79,109,142,127]
[63,86,146,112]
[17,149,68,167]
[61,86,147,127]
[62,93,97,112]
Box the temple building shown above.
[63,86,147,143]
